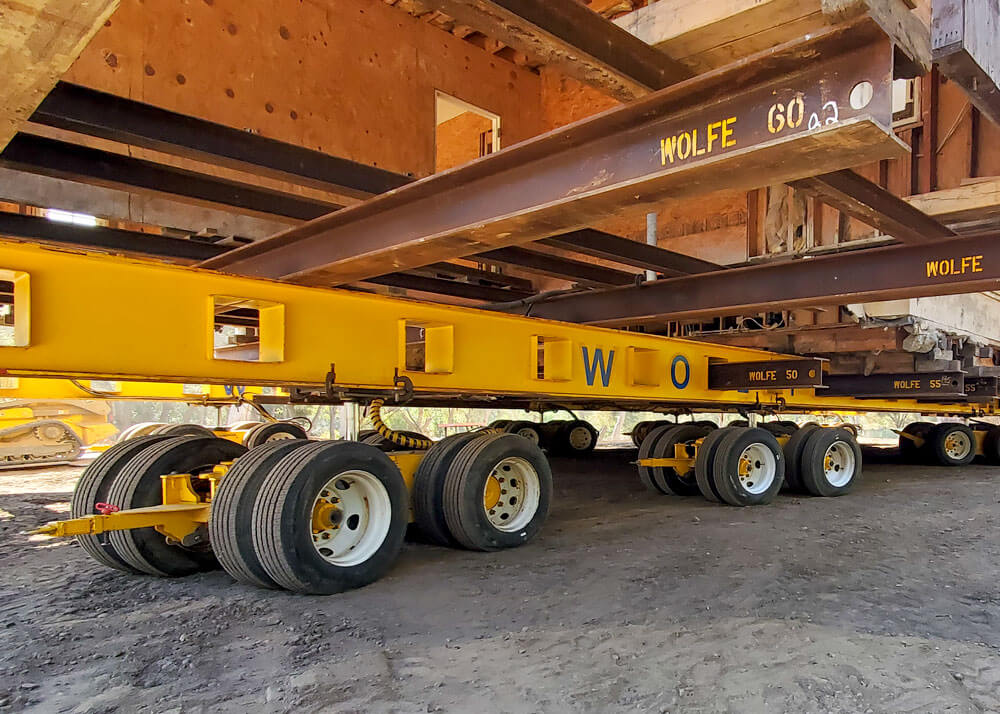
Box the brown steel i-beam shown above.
[522,230,1000,325]
[539,228,719,276]
[475,246,637,286]
[201,21,906,287]
[788,170,957,243]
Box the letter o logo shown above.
[670,355,690,390]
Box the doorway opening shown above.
[434,92,500,172]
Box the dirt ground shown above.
[1,448,999,714]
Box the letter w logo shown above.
[581,347,614,387]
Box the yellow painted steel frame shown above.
[0,377,281,403]
[0,241,990,416]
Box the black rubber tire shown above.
[929,422,977,467]
[693,420,719,430]
[728,419,749,428]
[799,427,862,497]
[412,432,483,547]
[441,432,552,551]
[537,420,567,444]
[636,424,674,494]
[243,421,308,449]
[503,420,543,447]
[630,421,651,448]
[357,429,377,441]
[150,423,215,438]
[777,420,799,431]
[487,420,512,431]
[71,434,172,572]
[550,420,598,457]
[899,422,934,462]
[982,426,1000,465]
[208,440,312,589]
[253,441,409,594]
[694,427,735,503]
[711,427,784,507]
[650,424,710,495]
[107,436,247,577]
[781,423,823,492]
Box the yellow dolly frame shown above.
[4,240,989,595]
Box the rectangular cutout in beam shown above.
[0,270,30,347]
[400,321,454,374]
[211,296,284,363]
[534,336,572,382]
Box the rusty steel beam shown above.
[476,246,637,286]
[31,82,411,202]
[418,262,533,291]
[201,22,906,286]
[523,230,1000,325]
[788,170,957,244]
[362,273,532,302]
[413,0,692,101]
[0,134,338,221]
[539,228,719,276]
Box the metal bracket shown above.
[324,363,337,399]
[392,368,414,403]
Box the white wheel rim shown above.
[737,443,777,495]
[516,427,540,445]
[483,457,540,532]
[943,431,972,460]
[823,441,856,487]
[568,425,593,451]
[310,470,391,567]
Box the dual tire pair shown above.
[412,431,552,551]
[900,422,982,466]
[693,427,786,506]
[637,424,785,506]
[781,425,862,496]
[74,435,410,595]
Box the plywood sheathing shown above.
[0,0,121,151]
[63,0,544,178]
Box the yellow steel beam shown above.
[0,377,280,402]
[32,503,209,541]
[0,240,988,416]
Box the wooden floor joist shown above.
[0,0,120,152]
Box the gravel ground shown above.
[1,448,999,713]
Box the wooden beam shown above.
[615,0,826,74]
[904,178,1000,225]
[788,170,956,244]
[932,0,1000,125]
[415,0,692,101]
[0,0,120,151]
[615,0,930,74]
[823,0,931,74]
